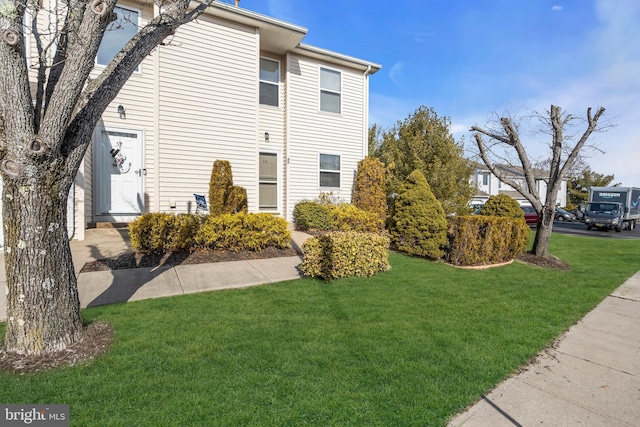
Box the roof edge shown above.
[295,43,382,74]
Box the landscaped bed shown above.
[1,234,639,426]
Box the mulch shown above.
[0,323,113,374]
[516,252,570,270]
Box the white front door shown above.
[94,128,143,218]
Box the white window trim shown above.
[259,57,280,108]
[258,149,281,213]
[318,66,342,114]
[318,152,341,189]
[95,4,142,72]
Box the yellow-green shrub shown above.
[129,213,201,253]
[446,215,530,266]
[225,186,248,214]
[300,231,390,280]
[209,160,233,216]
[329,204,385,233]
[196,213,291,252]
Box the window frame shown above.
[96,5,142,71]
[319,66,342,114]
[259,57,280,107]
[318,153,341,189]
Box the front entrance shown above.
[94,127,143,221]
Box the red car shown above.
[521,205,538,225]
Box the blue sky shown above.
[233,0,639,186]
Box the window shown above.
[259,58,279,107]
[320,68,341,113]
[319,154,340,188]
[259,152,278,210]
[482,172,489,185]
[97,6,139,67]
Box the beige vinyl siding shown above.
[285,54,367,220]
[81,147,93,229]
[156,15,259,214]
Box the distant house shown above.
[27,2,380,240]
[470,163,567,207]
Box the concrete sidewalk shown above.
[448,272,640,427]
[0,228,311,320]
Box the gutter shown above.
[363,65,371,157]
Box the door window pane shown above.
[259,153,278,210]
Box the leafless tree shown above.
[471,105,606,257]
[0,0,216,356]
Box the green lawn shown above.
[2,233,640,426]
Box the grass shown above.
[1,233,640,426]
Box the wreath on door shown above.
[110,142,131,174]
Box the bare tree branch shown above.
[471,105,608,256]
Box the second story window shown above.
[97,6,139,67]
[259,58,279,107]
[482,172,489,185]
[320,67,341,114]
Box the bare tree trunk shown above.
[3,178,82,356]
[532,205,555,256]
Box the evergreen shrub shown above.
[225,186,248,214]
[293,201,333,231]
[129,213,201,253]
[301,231,390,280]
[208,160,248,215]
[209,160,233,216]
[196,213,291,252]
[388,170,448,259]
[446,215,530,266]
[330,204,385,233]
[480,194,525,219]
[352,156,387,222]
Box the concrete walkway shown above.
[1,229,639,426]
[448,272,640,427]
[0,228,310,319]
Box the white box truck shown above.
[584,187,640,232]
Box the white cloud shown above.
[388,62,405,89]
[551,5,563,11]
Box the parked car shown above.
[555,207,576,222]
[521,205,538,225]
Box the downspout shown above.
[362,65,371,157]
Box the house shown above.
[470,163,567,207]
[60,2,380,240]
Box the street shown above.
[550,220,640,239]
